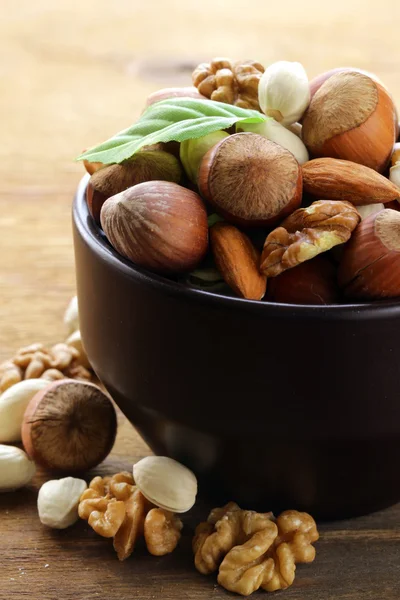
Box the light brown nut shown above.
[25,356,48,379]
[217,509,319,595]
[218,520,278,596]
[263,510,319,592]
[144,508,183,556]
[0,362,22,393]
[261,200,360,277]
[41,368,66,381]
[50,343,79,370]
[302,158,400,205]
[210,222,267,300]
[113,488,147,561]
[193,502,243,575]
[108,472,135,501]
[192,58,264,110]
[88,498,126,538]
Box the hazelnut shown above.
[302,70,397,172]
[338,209,400,299]
[86,151,182,224]
[267,256,339,305]
[100,181,208,274]
[22,380,117,472]
[198,133,302,227]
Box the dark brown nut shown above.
[267,255,339,305]
[338,208,400,299]
[86,151,182,224]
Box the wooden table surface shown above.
[1,1,400,598]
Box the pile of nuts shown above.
[0,297,117,485]
[0,297,319,595]
[81,59,400,305]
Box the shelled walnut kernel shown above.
[0,342,92,393]
[78,472,183,560]
[193,502,319,596]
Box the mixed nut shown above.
[0,296,319,595]
[79,58,400,305]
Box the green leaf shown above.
[77,98,268,165]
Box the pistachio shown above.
[133,456,198,513]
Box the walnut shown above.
[144,508,183,556]
[192,57,264,111]
[78,472,182,560]
[194,505,319,596]
[114,487,147,560]
[261,200,361,277]
[0,342,93,393]
[193,502,274,576]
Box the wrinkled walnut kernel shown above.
[0,342,92,393]
[192,58,264,111]
[261,200,360,277]
[194,504,319,596]
[144,508,183,556]
[78,472,182,560]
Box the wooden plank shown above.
[1,1,399,598]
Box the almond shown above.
[210,222,267,300]
[302,158,400,205]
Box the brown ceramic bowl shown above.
[73,175,400,520]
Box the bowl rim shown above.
[73,175,400,321]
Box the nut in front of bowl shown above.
[78,58,400,303]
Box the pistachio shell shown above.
[133,456,197,513]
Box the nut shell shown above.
[198,133,302,227]
[100,181,208,274]
[302,71,397,172]
[22,380,117,472]
[87,151,182,224]
[133,456,197,513]
[338,209,400,299]
[267,256,339,305]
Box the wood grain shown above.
[0,1,399,598]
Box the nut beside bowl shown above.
[73,175,400,520]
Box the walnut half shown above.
[78,472,183,560]
[194,504,319,596]
[261,200,361,277]
[192,57,264,111]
